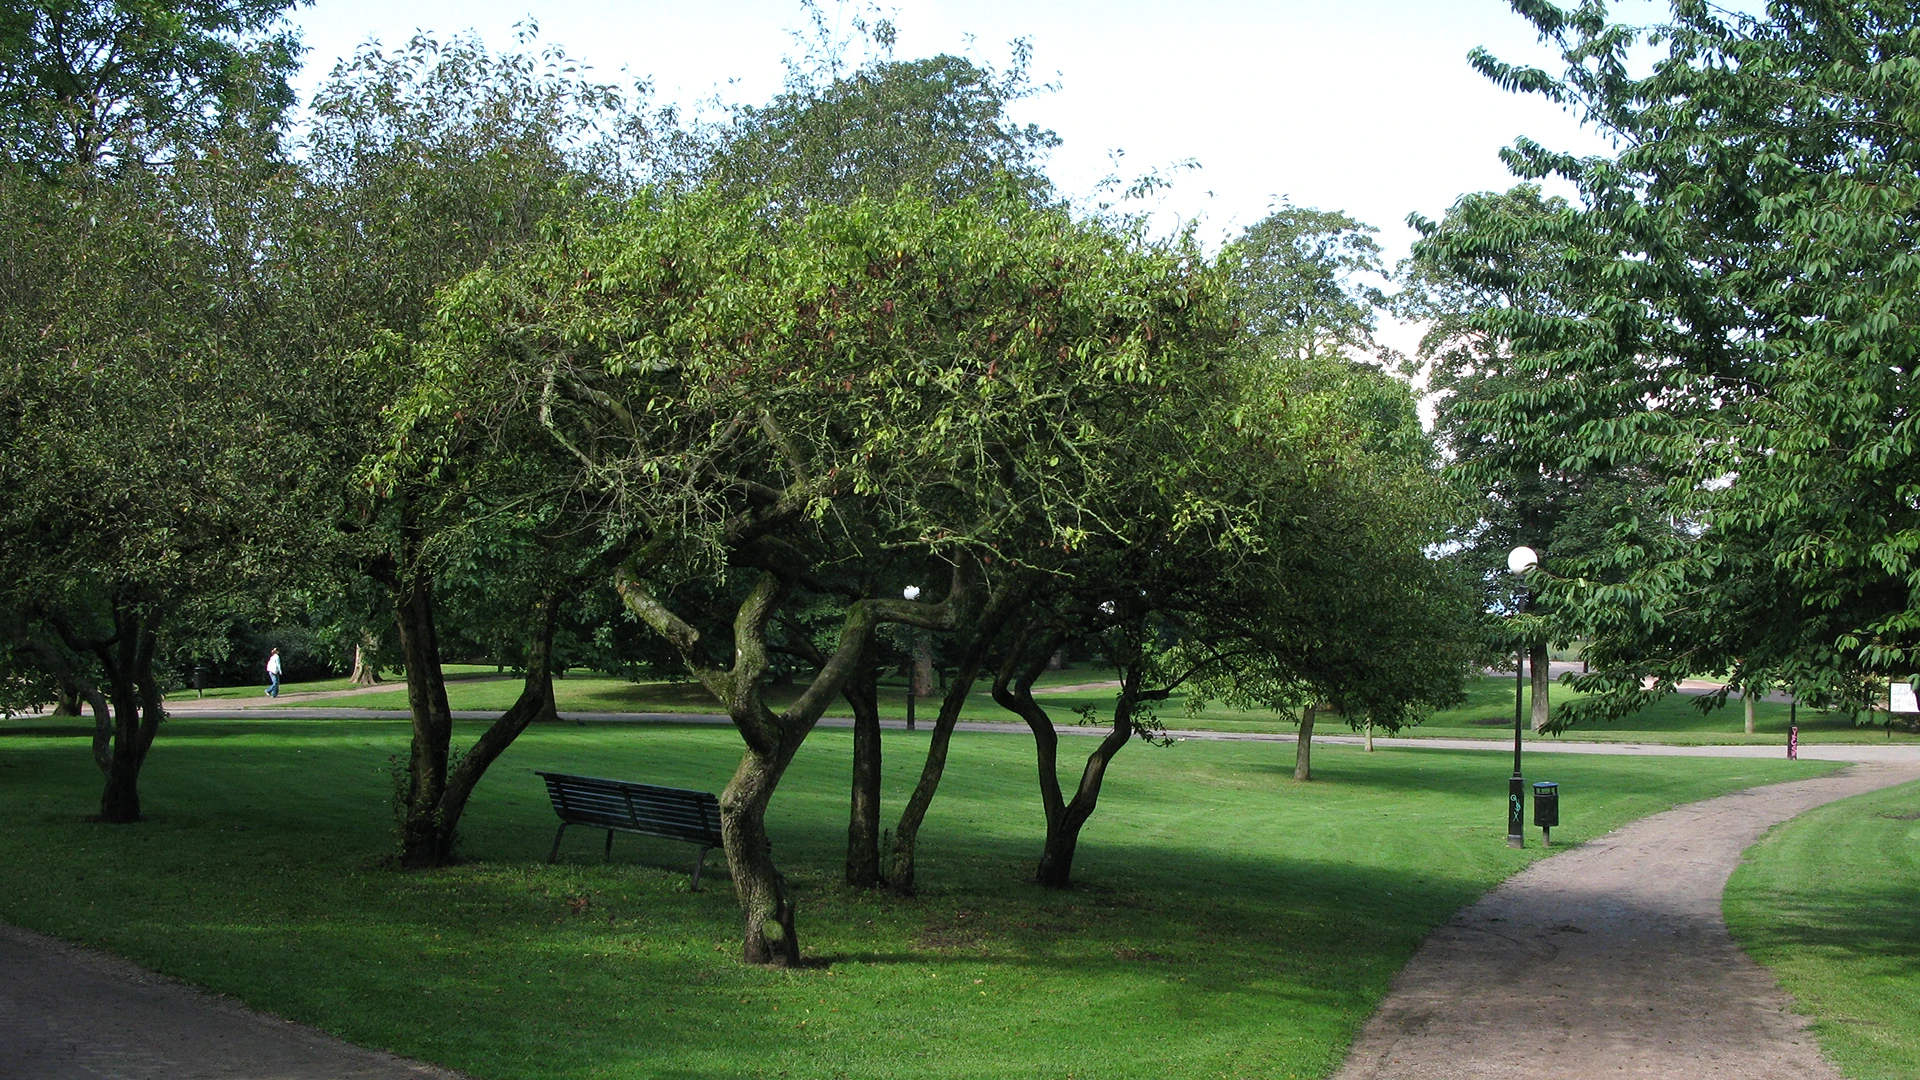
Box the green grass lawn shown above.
[0,712,1836,1079]
[1725,778,1920,1080]
[261,666,1920,748]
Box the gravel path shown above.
[0,924,464,1080]
[1333,761,1920,1080]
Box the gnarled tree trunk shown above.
[994,628,1140,889]
[396,586,560,868]
[616,558,976,965]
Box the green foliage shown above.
[702,7,1057,215]
[1414,1,1920,720]
[0,0,305,171]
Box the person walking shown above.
[266,648,283,698]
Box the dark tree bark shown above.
[392,572,456,867]
[993,626,1142,890]
[886,576,1022,895]
[44,605,163,823]
[842,646,883,888]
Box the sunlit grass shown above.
[0,713,1834,1079]
[1726,779,1920,1080]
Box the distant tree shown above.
[0,0,305,172]
[701,10,1056,214]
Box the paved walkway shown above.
[1334,761,1920,1079]
[0,924,461,1080]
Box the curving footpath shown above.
[1334,760,1920,1080]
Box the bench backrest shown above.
[535,771,723,847]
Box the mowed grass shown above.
[1725,778,1920,1080]
[0,714,1836,1079]
[249,666,1920,748]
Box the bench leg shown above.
[604,829,615,862]
[690,846,712,892]
[547,823,568,864]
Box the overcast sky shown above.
[286,1,1673,352]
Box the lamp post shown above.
[903,585,921,731]
[1507,545,1538,849]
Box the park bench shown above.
[535,771,724,890]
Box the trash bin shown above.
[1533,781,1559,844]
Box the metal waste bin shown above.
[1533,781,1559,844]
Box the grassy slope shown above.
[1725,779,1920,1080]
[0,714,1833,1079]
[256,667,1920,747]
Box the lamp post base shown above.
[1507,774,1526,848]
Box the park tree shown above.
[0,0,316,821]
[701,7,1056,214]
[687,18,1066,891]
[426,184,1241,962]
[1399,185,1679,731]
[290,30,652,865]
[1218,206,1474,769]
[1414,0,1920,721]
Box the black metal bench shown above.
[535,771,724,890]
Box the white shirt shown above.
[266,654,282,675]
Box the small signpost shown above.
[1892,681,1917,715]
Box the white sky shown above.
[286,0,1673,354]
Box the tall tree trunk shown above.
[1294,702,1317,782]
[843,647,883,888]
[887,580,1020,895]
[1364,718,1375,752]
[1529,640,1551,732]
[1745,688,1757,735]
[394,574,455,867]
